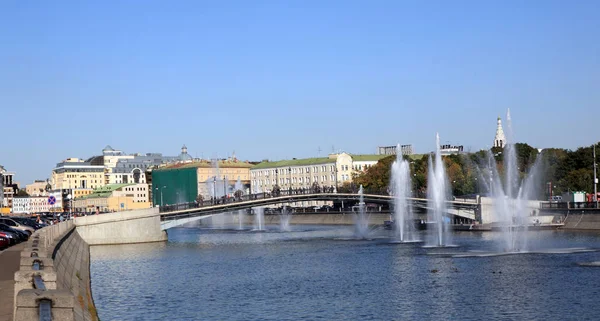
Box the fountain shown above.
[205,158,230,199]
[254,207,265,231]
[253,185,265,231]
[280,206,292,232]
[483,109,543,252]
[390,146,418,242]
[425,133,452,247]
[354,185,370,238]
[237,209,246,230]
[234,177,244,196]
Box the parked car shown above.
[0,224,28,242]
[11,217,46,230]
[0,235,9,249]
[0,231,19,245]
[0,218,35,235]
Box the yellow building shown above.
[73,183,151,213]
[51,158,105,190]
[25,180,50,196]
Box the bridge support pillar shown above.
[75,208,167,245]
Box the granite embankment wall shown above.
[562,214,600,230]
[13,221,97,321]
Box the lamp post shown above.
[594,144,597,206]
[223,176,227,198]
[334,164,338,193]
[213,176,217,204]
[155,186,166,207]
[288,167,292,194]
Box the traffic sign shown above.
[48,196,56,205]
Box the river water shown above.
[90,226,600,320]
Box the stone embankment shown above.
[562,214,600,230]
[13,221,97,321]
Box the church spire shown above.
[493,116,506,148]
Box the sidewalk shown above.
[0,243,27,321]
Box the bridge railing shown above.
[540,202,599,210]
[159,188,340,213]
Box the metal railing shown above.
[541,202,599,210]
[158,190,478,214]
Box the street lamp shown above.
[334,165,338,193]
[213,176,217,203]
[155,186,166,207]
[288,167,292,194]
[223,176,227,198]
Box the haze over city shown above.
[1,0,598,183]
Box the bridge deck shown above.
[159,193,479,223]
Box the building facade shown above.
[73,183,151,213]
[377,145,413,156]
[26,180,50,197]
[51,158,105,190]
[439,145,464,156]
[152,159,253,206]
[12,196,50,214]
[250,153,387,193]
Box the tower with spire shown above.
[493,116,506,148]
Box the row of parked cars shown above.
[0,216,48,250]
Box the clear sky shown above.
[1,0,598,185]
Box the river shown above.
[90,225,600,320]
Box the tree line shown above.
[339,142,599,200]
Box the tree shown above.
[353,155,395,194]
[16,189,29,197]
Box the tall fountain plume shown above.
[280,206,292,232]
[354,185,370,238]
[253,185,265,231]
[234,177,244,195]
[483,109,544,252]
[426,133,451,247]
[237,209,246,230]
[391,145,416,241]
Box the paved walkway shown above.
[0,243,26,321]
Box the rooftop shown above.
[351,154,389,162]
[158,160,254,171]
[252,157,336,169]
[75,184,135,199]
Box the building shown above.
[26,180,50,197]
[439,145,464,156]
[73,183,151,213]
[377,145,413,156]
[351,155,390,174]
[12,197,30,214]
[493,116,506,148]
[250,153,388,193]
[51,158,105,190]
[152,158,254,206]
[0,166,17,209]
[12,196,50,214]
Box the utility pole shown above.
[594,144,597,206]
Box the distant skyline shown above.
[1,1,599,184]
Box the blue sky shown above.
[1,0,598,184]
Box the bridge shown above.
[158,192,480,230]
[73,191,481,245]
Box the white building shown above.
[12,197,30,214]
[250,153,388,192]
[493,116,506,148]
[12,196,50,214]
